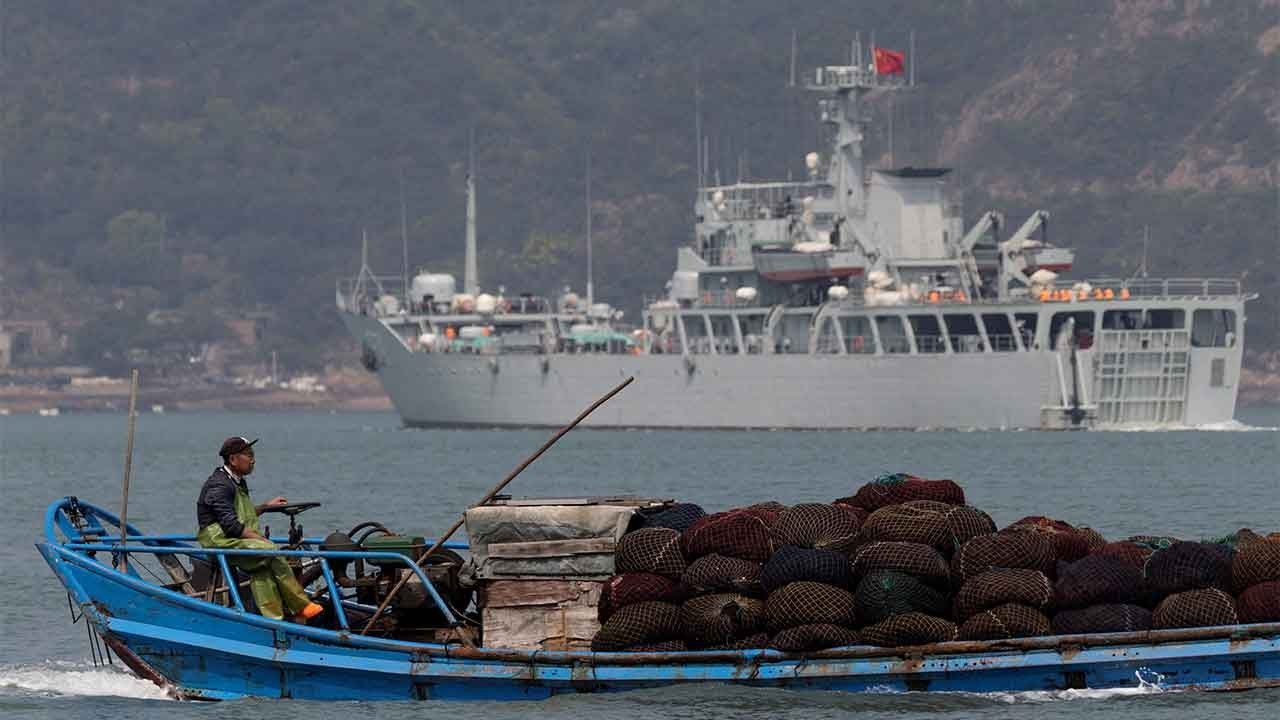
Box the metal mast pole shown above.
[586,148,593,310]
[464,131,478,296]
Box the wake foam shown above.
[0,661,170,701]
[1101,419,1277,432]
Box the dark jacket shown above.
[197,466,250,538]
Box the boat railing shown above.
[1076,277,1243,299]
[46,498,467,632]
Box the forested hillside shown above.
[3,1,1277,373]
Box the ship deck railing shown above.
[647,278,1244,312]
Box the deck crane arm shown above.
[956,211,1003,298]
[997,210,1050,299]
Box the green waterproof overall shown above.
[196,486,311,620]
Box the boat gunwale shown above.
[41,539,1280,668]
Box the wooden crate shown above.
[479,579,603,651]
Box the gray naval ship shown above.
[337,51,1250,430]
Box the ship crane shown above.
[997,210,1050,299]
[955,210,1004,299]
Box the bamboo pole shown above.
[360,375,634,635]
[119,369,139,573]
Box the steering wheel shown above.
[259,502,322,517]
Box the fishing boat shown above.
[38,496,1280,701]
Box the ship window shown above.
[908,314,946,354]
[1191,309,1237,348]
[840,315,875,354]
[1143,309,1185,330]
[1103,310,1142,330]
[875,315,910,354]
[944,314,985,353]
[1049,311,1096,350]
[1013,313,1039,350]
[981,314,1018,352]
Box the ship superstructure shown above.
[337,51,1249,430]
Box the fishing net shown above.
[1054,555,1143,610]
[837,473,966,512]
[616,527,687,579]
[1231,539,1280,591]
[1004,516,1090,564]
[1092,541,1157,568]
[742,501,789,519]
[860,501,995,555]
[705,632,770,651]
[957,603,1052,641]
[1051,604,1152,635]
[681,510,775,562]
[765,581,858,632]
[951,532,1055,586]
[681,554,764,597]
[850,541,950,587]
[679,593,767,648]
[770,624,861,652]
[1237,581,1280,623]
[1142,541,1234,596]
[598,573,687,622]
[760,546,855,593]
[635,503,707,533]
[1078,527,1109,552]
[855,570,949,625]
[1126,535,1180,548]
[622,640,688,653]
[592,601,684,651]
[859,612,958,648]
[834,503,871,527]
[771,503,861,553]
[954,568,1053,620]
[1152,588,1238,630]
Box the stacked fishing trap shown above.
[585,473,1280,653]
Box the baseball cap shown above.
[219,436,259,459]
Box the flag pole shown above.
[119,369,139,573]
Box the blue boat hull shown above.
[39,541,1280,701]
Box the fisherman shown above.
[196,436,324,623]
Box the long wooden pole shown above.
[360,375,634,635]
[119,369,139,573]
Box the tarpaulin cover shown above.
[466,504,635,578]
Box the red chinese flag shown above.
[874,47,905,75]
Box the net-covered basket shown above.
[1004,516,1090,564]
[1092,541,1157,568]
[957,603,1052,641]
[705,632,770,651]
[635,503,707,533]
[741,502,788,524]
[855,570,949,625]
[761,545,855,593]
[772,503,862,553]
[1051,604,1152,635]
[679,593,767,648]
[951,532,1055,586]
[1143,541,1234,596]
[616,527,688,579]
[770,624,861,652]
[837,473,966,512]
[681,510,775,562]
[953,568,1053,620]
[623,640,688,653]
[1152,588,1238,630]
[859,612,957,648]
[834,503,871,527]
[765,581,858,632]
[1078,527,1109,552]
[592,601,683,651]
[1231,539,1280,592]
[1054,555,1143,610]
[860,501,995,555]
[1237,580,1280,623]
[599,573,687,622]
[681,553,764,597]
[850,541,950,587]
